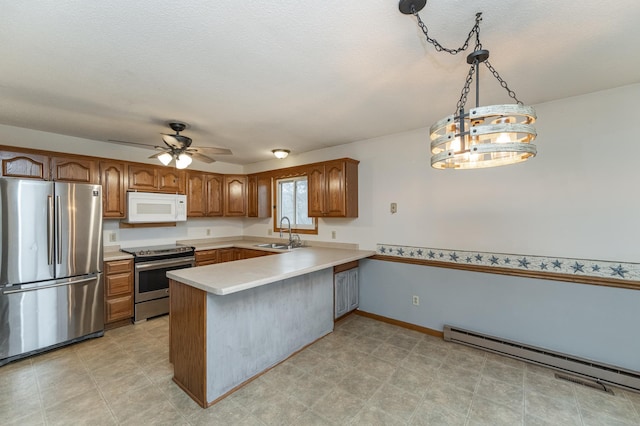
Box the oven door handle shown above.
[135,257,195,272]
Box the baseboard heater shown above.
[443,325,640,393]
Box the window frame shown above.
[272,172,318,235]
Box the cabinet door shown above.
[51,156,99,183]
[159,169,185,193]
[218,248,237,263]
[324,161,346,217]
[334,271,349,319]
[223,175,247,216]
[247,175,258,217]
[187,172,206,217]
[248,174,272,218]
[100,161,127,218]
[0,151,48,179]
[307,164,325,217]
[128,165,158,191]
[347,268,359,312]
[205,174,224,216]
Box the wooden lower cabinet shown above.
[195,249,219,266]
[238,249,272,260]
[104,259,134,327]
[218,248,238,263]
[195,247,274,266]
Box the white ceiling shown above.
[2,1,639,165]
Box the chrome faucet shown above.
[279,216,302,248]
[279,216,292,246]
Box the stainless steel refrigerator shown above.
[0,178,104,366]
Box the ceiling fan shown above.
[108,121,232,169]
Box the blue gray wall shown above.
[359,258,640,372]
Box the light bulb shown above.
[450,137,461,152]
[175,153,192,169]
[158,152,172,166]
[496,133,512,143]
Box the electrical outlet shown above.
[206,228,211,236]
[412,295,419,306]
[331,230,336,239]
[109,232,117,242]
[268,229,273,235]
[390,202,398,214]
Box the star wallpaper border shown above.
[375,244,639,282]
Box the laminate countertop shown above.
[166,246,374,296]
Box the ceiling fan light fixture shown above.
[175,153,192,169]
[272,149,290,159]
[157,152,173,166]
[399,1,537,170]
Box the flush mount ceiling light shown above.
[272,149,290,159]
[399,0,537,170]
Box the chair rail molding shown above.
[373,244,640,291]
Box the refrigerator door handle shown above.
[47,195,54,265]
[56,195,62,265]
[1,275,98,295]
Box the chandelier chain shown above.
[412,5,482,55]
[484,60,522,104]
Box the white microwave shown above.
[126,192,187,223]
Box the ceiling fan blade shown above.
[107,139,158,151]
[189,147,233,155]
[189,152,216,164]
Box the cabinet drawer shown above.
[106,296,133,322]
[195,249,219,265]
[105,272,133,297]
[105,259,133,275]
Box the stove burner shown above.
[120,244,195,259]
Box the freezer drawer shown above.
[0,273,104,365]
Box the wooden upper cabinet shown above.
[0,151,48,179]
[158,168,185,193]
[206,174,224,217]
[0,150,99,184]
[186,172,206,217]
[247,173,272,218]
[100,161,127,218]
[223,175,247,216]
[50,156,99,183]
[128,164,185,193]
[128,165,158,191]
[307,159,359,218]
[307,164,326,217]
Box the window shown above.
[275,176,317,234]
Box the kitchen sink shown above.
[254,243,292,250]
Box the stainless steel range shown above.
[121,244,195,322]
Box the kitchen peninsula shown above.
[166,246,374,408]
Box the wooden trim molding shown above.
[354,310,444,339]
[372,244,640,291]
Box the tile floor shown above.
[1,314,639,425]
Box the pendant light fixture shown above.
[399,0,537,169]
